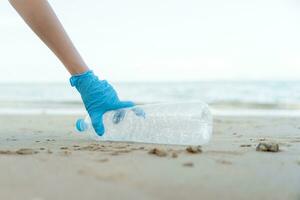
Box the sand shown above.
[0,114,299,200]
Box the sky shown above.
[0,0,300,82]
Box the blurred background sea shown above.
[1,81,300,116]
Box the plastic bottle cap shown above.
[76,119,87,132]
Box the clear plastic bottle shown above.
[75,102,213,145]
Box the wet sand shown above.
[0,114,299,200]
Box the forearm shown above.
[9,0,88,74]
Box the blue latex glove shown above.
[70,70,134,136]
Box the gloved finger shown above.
[113,101,135,110]
[91,113,105,136]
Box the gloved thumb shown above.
[91,113,105,136]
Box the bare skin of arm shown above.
[8,0,135,136]
[9,0,89,75]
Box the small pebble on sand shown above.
[16,148,38,155]
[148,148,168,157]
[186,146,202,154]
[98,158,109,163]
[183,162,194,167]
[172,152,178,158]
[256,142,279,152]
[240,144,251,147]
[0,150,14,155]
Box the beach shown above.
[1,0,300,198]
[0,114,299,200]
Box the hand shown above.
[70,70,134,136]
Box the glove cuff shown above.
[69,70,94,87]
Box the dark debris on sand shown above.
[0,150,15,155]
[256,142,279,152]
[16,148,39,155]
[240,144,251,147]
[172,152,178,158]
[182,162,194,167]
[148,148,168,157]
[186,146,202,154]
[0,148,38,155]
[97,158,109,163]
